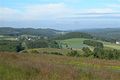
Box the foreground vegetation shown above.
[0,52,120,80]
[0,29,120,80]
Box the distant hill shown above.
[78,28,120,42]
[1,27,120,41]
[55,32,93,40]
[0,27,63,38]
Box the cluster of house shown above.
[18,35,48,41]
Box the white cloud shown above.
[0,3,120,21]
[0,3,75,21]
[0,8,19,20]
[108,4,120,8]
[21,3,75,20]
[83,8,114,13]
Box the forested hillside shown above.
[79,28,120,42]
[0,27,63,38]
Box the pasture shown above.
[60,38,120,50]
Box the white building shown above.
[116,41,120,45]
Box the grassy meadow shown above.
[60,38,120,50]
[60,38,89,49]
[0,52,120,80]
[103,42,120,50]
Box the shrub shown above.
[21,50,29,53]
[16,43,25,52]
[50,52,63,55]
[83,40,103,48]
[30,50,39,54]
[43,51,63,55]
[82,47,92,57]
[93,48,120,60]
[67,50,80,57]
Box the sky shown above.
[0,0,120,30]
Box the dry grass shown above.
[0,52,120,80]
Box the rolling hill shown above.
[1,27,120,42]
[0,27,63,38]
[60,38,120,50]
[78,28,120,41]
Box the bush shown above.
[26,40,49,49]
[43,51,63,56]
[93,48,120,60]
[30,50,39,54]
[82,47,92,57]
[67,50,80,57]
[21,50,29,53]
[50,52,63,55]
[93,47,104,59]
[0,40,20,52]
[16,43,25,52]
[83,40,103,48]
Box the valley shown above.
[0,27,120,80]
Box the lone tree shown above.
[16,43,25,52]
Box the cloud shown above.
[83,8,115,13]
[0,3,120,21]
[21,3,75,20]
[61,8,120,19]
[0,8,20,20]
[0,3,75,21]
[108,4,120,8]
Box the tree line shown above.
[0,40,61,52]
[82,40,120,60]
[55,32,93,40]
[83,40,103,48]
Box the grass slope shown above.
[103,42,120,50]
[61,38,89,49]
[60,38,120,50]
[23,48,72,55]
[0,52,120,80]
[22,48,84,55]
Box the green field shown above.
[60,38,120,50]
[103,42,120,50]
[0,35,17,41]
[60,38,89,49]
[0,52,119,80]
